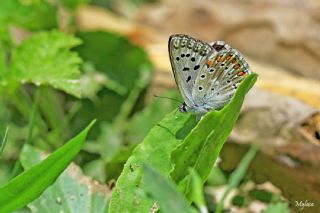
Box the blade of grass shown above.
[0,126,9,156]
[0,119,96,213]
[189,169,208,213]
[215,145,258,213]
[10,90,39,178]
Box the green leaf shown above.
[125,90,180,144]
[263,202,289,213]
[20,145,110,213]
[215,145,258,213]
[143,164,193,213]
[108,74,257,212]
[171,74,257,195]
[10,31,82,97]
[189,169,207,212]
[75,31,153,92]
[72,31,153,126]
[0,120,96,213]
[61,0,90,11]
[0,0,57,31]
[108,111,195,212]
[206,167,227,186]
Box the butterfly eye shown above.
[179,103,188,112]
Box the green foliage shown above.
[263,202,290,213]
[108,110,194,212]
[215,145,258,213]
[189,169,207,212]
[0,120,95,213]
[0,1,287,211]
[20,144,109,213]
[0,127,9,155]
[76,31,153,93]
[143,164,194,213]
[249,188,280,203]
[9,31,82,97]
[108,74,257,212]
[206,167,227,186]
[0,0,57,31]
[62,0,91,11]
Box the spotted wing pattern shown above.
[168,34,252,112]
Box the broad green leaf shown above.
[108,74,256,212]
[215,145,258,213]
[171,74,257,196]
[0,0,57,31]
[108,111,195,212]
[72,31,153,129]
[20,145,110,213]
[0,120,96,213]
[10,31,82,97]
[125,90,180,144]
[75,31,153,93]
[263,202,289,213]
[143,164,193,213]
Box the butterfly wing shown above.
[168,34,218,107]
[192,47,252,110]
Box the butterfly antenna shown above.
[153,95,183,104]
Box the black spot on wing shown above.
[186,76,191,83]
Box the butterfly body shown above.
[169,34,252,115]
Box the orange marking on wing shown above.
[206,60,212,67]
[233,64,241,70]
[237,71,246,76]
[216,55,223,62]
[225,55,231,61]
[231,57,237,64]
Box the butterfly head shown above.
[178,102,188,113]
[178,102,211,114]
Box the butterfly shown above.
[168,34,252,115]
